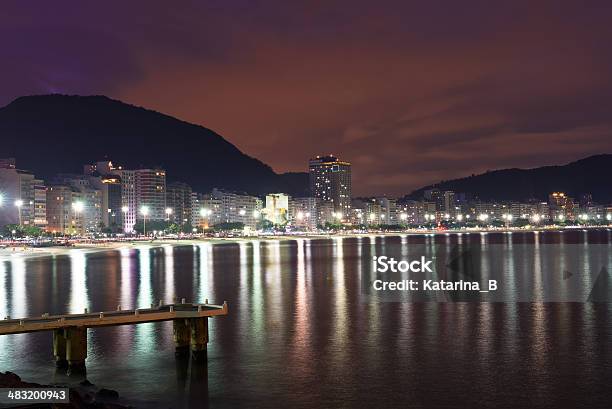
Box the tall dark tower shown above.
[308,155,352,215]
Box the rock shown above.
[80,379,94,387]
[96,388,120,400]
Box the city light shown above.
[72,201,84,212]
[239,209,246,216]
[369,213,376,221]
[140,206,150,236]
[607,214,612,221]
[0,193,3,207]
[252,210,260,218]
[297,211,304,220]
[165,208,173,215]
[14,199,23,208]
[456,214,463,221]
[122,206,129,213]
[400,212,408,221]
[478,214,489,221]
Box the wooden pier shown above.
[0,300,228,371]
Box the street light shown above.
[14,199,23,226]
[0,193,4,207]
[140,206,150,236]
[72,201,84,212]
[72,201,84,235]
[165,207,173,221]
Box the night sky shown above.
[2,1,612,195]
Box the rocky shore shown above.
[0,371,131,408]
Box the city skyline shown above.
[3,1,612,195]
[1,153,611,236]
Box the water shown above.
[1,231,612,408]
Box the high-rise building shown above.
[51,174,103,234]
[289,197,319,230]
[210,188,263,229]
[548,192,576,221]
[135,169,166,221]
[317,201,336,227]
[309,155,352,215]
[46,185,81,234]
[32,179,47,228]
[99,163,166,233]
[265,193,290,225]
[116,169,136,232]
[166,182,192,229]
[191,192,222,229]
[100,175,123,231]
[0,159,46,228]
[375,197,398,225]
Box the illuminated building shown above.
[166,182,192,229]
[316,201,335,226]
[51,174,103,233]
[210,188,262,229]
[265,193,289,225]
[100,175,123,230]
[0,158,46,228]
[95,161,166,233]
[135,169,166,222]
[191,192,222,229]
[548,192,576,221]
[289,197,318,230]
[46,185,82,234]
[309,155,352,215]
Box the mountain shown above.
[406,154,612,203]
[0,94,309,196]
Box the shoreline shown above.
[1,226,609,260]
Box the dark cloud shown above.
[1,0,612,195]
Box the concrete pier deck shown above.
[0,301,228,335]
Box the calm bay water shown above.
[1,230,612,408]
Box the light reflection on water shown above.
[0,231,611,408]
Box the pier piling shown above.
[173,319,191,356]
[190,317,208,361]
